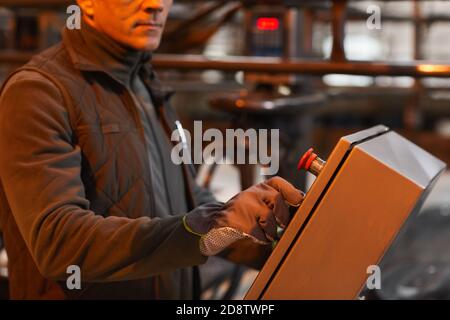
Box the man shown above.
[0,0,304,299]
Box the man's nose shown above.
[142,0,164,12]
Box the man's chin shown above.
[131,39,161,52]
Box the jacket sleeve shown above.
[0,71,207,283]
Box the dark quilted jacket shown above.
[0,26,214,299]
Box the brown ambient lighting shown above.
[235,99,245,108]
[417,64,450,74]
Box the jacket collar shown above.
[62,20,174,103]
[62,19,151,86]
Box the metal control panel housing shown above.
[245,125,447,300]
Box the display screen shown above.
[256,17,280,31]
[251,15,284,57]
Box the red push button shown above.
[298,148,326,176]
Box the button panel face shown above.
[246,126,446,300]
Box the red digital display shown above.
[256,17,280,31]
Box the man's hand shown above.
[184,177,305,256]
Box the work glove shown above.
[184,177,304,256]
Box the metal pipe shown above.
[2,52,450,78]
[330,0,347,62]
[150,54,450,78]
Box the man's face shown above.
[87,0,173,51]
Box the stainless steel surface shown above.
[309,157,325,176]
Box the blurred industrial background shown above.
[1,0,450,300]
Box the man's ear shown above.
[76,0,95,17]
